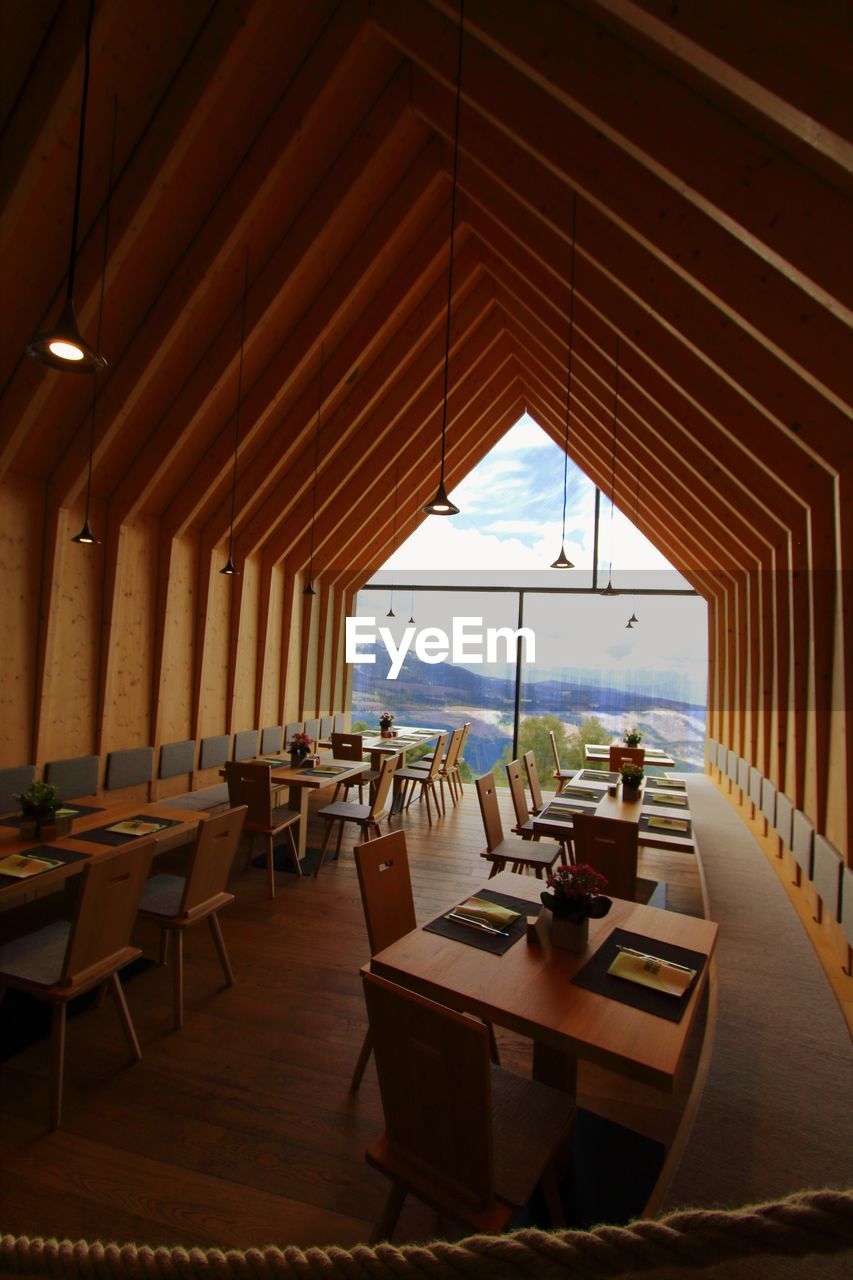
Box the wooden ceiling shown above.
[1,0,850,595]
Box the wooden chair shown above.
[350,831,417,1090]
[475,772,564,879]
[362,971,573,1240]
[571,812,639,901]
[523,749,546,813]
[0,840,156,1128]
[314,754,397,877]
[548,730,574,793]
[392,732,447,824]
[505,759,539,839]
[609,745,646,772]
[137,805,247,1029]
[224,761,300,895]
[330,731,377,802]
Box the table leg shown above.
[533,1041,577,1096]
[286,786,310,863]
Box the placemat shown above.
[576,769,618,783]
[642,792,691,811]
[561,785,605,802]
[79,815,183,846]
[0,802,103,828]
[650,778,687,792]
[423,888,533,955]
[571,927,708,1022]
[639,813,693,838]
[0,845,90,887]
[294,766,350,779]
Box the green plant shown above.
[17,780,60,816]
[623,726,643,746]
[541,863,612,921]
[621,762,644,784]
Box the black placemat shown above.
[649,778,687,792]
[0,802,103,828]
[571,927,708,1022]
[423,888,533,955]
[561,785,605,802]
[294,766,351,779]
[639,813,693,839]
[0,845,90,887]
[576,769,618,783]
[80,815,183,846]
[642,792,691,811]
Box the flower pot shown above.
[549,913,589,953]
[380,728,394,739]
[621,780,642,800]
[290,749,309,769]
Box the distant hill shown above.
[353,657,706,773]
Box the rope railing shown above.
[2,1188,851,1278]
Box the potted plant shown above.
[620,761,644,797]
[288,731,313,768]
[379,711,395,738]
[16,780,61,839]
[540,863,611,952]
[623,726,643,747]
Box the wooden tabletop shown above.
[533,773,695,853]
[267,758,370,788]
[369,869,717,1093]
[0,797,202,908]
[585,744,676,768]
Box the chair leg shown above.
[243,834,256,871]
[314,819,335,877]
[487,1021,500,1066]
[286,824,301,877]
[158,928,170,966]
[109,971,142,1059]
[335,819,345,857]
[541,1165,567,1228]
[350,1026,373,1091]
[208,914,234,986]
[370,1182,407,1244]
[424,785,432,826]
[171,931,185,1030]
[49,1002,67,1130]
[265,834,276,899]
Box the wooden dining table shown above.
[265,757,371,863]
[369,869,717,1097]
[533,771,695,854]
[585,744,676,768]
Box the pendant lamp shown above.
[71,95,118,545]
[550,193,578,569]
[26,0,106,373]
[423,0,465,518]
[221,246,250,576]
[600,337,621,596]
[303,345,324,596]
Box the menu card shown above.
[106,819,168,837]
[608,946,696,996]
[0,851,63,879]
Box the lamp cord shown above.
[227,245,250,559]
[559,192,578,543]
[306,343,323,583]
[437,0,465,480]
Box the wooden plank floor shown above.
[0,785,705,1250]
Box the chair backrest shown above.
[224,761,273,827]
[424,732,448,782]
[233,729,259,761]
[475,772,504,852]
[44,754,99,800]
[181,805,247,913]
[442,727,464,773]
[353,831,416,955]
[331,732,364,761]
[104,747,154,790]
[363,971,494,1212]
[63,840,156,982]
[0,764,35,814]
[304,718,321,744]
[260,725,283,755]
[159,739,195,779]
[368,754,398,819]
[548,730,562,773]
[284,722,303,747]
[523,751,544,811]
[319,715,335,739]
[609,745,645,771]
[571,813,639,901]
[505,759,530,829]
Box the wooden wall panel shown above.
[155,533,197,747]
[229,553,260,732]
[101,519,156,750]
[257,560,284,728]
[0,478,44,763]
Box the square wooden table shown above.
[585,744,676,768]
[267,758,372,862]
[369,870,717,1096]
[533,773,695,854]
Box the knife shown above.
[446,910,511,936]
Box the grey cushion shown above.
[45,755,99,801]
[716,743,727,771]
[105,746,154,790]
[160,784,229,812]
[333,713,346,732]
[749,766,762,807]
[813,836,842,922]
[0,920,70,985]
[319,716,334,739]
[775,791,793,848]
[737,757,750,793]
[139,873,186,917]
[304,719,320,744]
[284,723,303,748]
[726,749,738,783]
[260,725,282,754]
[159,740,195,779]
[841,867,853,948]
[0,765,35,814]
[706,737,717,766]
[199,735,230,769]
[761,778,777,825]
[233,729,259,761]
[791,809,814,877]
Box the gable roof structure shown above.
[0,0,850,851]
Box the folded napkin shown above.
[608,947,696,996]
[450,896,522,929]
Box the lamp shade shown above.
[550,544,574,569]
[423,478,459,516]
[220,555,239,577]
[27,298,106,373]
